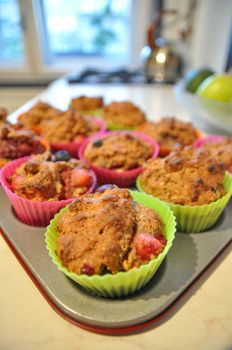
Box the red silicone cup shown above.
[0,157,97,227]
[50,117,107,158]
[193,135,226,149]
[78,131,160,187]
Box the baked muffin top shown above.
[84,133,153,171]
[0,123,47,162]
[139,117,199,149]
[18,102,62,130]
[9,151,94,201]
[56,187,166,275]
[70,95,104,111]
[199,137,232,171]
[139,147,225,206]
[40,108,101,143]
[103,101,146,128]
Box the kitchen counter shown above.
[1,81,232,350]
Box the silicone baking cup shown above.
[78,131,160,187]
[136,172,232,233]
[193,135,226,148]
[45,190,176,298]
[0,157,97,226]
[50,117,107,158]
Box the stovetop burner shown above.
[67,68,152,84]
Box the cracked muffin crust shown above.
[83,132,153,171]
[40,108,101,143]
[103,101,146,128]
[199,137,232,173]
[70,95,104,113]
[9,151,95,201]
[139,147,226,206]
[56,188,166,275]
[138,117,199,155]
[18,101,62,133]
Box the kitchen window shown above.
[0,0,153,83]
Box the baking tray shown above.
[0,186,232,334]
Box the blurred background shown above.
[0,0,231,110]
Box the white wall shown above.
[190,0,232,72]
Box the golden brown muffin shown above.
[139,147,225,206]
[84,133,153,171]
[139,117,199,156]
[70,95,104,112]
[56,187,166,275]
[200,138,232,172]
[18,101,62,133]
[0,107,8,124]
[40,108,100,143]
[0,123,47,167]
[103,101,146,128]
[10,151,94,201]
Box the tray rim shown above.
[1,226,231,335]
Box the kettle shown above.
[141,11,185,84]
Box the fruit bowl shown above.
[173,81,232,134]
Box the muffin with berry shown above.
[79,131,159,187]
[70,95,104,116]
[138,117,200,156]
[103,101,146,130]
[137,147,232,232]
[46,187,176,297]
[0,123,49,169]
[0,151,96,226]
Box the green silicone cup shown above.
[136,172,232,233]
[45,191,176,298]
[107,121,136,131]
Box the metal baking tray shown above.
[0,186,231,334]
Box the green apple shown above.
[197,74,232,103]
[184,68,214,93]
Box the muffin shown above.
[138,117,200,156]
[0,151,96,226]
[137,146,232,232]
[46,188,176,297]
[18,101,62,134]
[56,187,166,274]
[70,95,104,116]
[0,123,48,169]
[10,151,96,201]
[0,107,8,125]
[79,131,159,187]
[103,101,146,130]
[194,135,232,173]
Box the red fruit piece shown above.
[135,233,165,261]
[71,168,92,187]
[80,263,95,276]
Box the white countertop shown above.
[1,81,232,350]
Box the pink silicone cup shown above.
[0,157,97,227]
[50,117,107,158]
[78,131,160,187]
[193,135,226,149]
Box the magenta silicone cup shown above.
[78,131,160,187]
[0,157,97,227]
[193,135,226,149]
[50,117,107,158]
